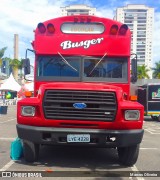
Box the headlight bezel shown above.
[21,106,35,117]
[125,110,140,121]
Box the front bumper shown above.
[17,124,144,147]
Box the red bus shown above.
[17,15,144,166]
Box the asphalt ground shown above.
[0,106,160,179]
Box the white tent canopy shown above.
[0,73,21,92]
[24,82,34,91]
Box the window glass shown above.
[38,56,80,77]
[84,58,126,79]
[37,56,128,82]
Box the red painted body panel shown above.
[34,81,130,100]
[17,82,144,130]
[34,16,131,56]
[17,15,144,131]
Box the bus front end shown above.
[17,15,144,166]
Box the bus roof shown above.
[33,15,131,57]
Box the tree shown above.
[0,47,23,81]
[9,58,23,81]
[0,47,7,68]
[152,61,160,78]
[137,65,150,79]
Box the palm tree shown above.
[137,65,150,79]
[9,58,23,81]
[0,47,7,68]
[152,61,160,78]
[0,47,22,80]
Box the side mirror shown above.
[23,48,35,76]
[131,55,137,83]
[22,58,31,75]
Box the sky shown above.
[0,0,160,66]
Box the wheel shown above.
[23,140,39,163]
[117,144,139,166]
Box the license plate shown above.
[67,134,90,143]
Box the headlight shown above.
[21,106,35,116]
[125,110,140,120]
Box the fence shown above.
[0,99,17,106]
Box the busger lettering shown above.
[60,38,104,49]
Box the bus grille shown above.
[43,90,117,121]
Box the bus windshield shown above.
[37,56,128,82]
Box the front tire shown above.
[117,144,139,166]
[23,140,39,163]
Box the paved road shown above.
[0,106,160,179]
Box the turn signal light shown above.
[25,91,32,97]
[119,24,128,35]
[110,25,118,35]
[47,23,55,34]
[130,95,137,101]
[37,23,46,33]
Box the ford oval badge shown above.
[73,103,87,109]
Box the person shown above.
[84,59,106,77]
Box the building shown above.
[61,4,96,16]
[115,4,154,78]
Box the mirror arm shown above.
[24,74,32,82]
[25,49,35,59]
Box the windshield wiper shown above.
[58,52,78,72]
[89,53,107,75]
